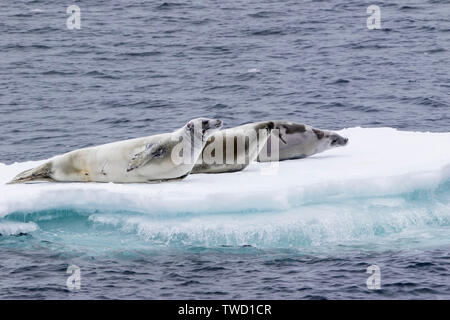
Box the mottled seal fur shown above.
[257,121,348,162]
[192,121,274,174]
[9,118,223,183]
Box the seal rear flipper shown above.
[7,162,54,184]
[127,143,165,172]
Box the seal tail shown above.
[7,162,53,184]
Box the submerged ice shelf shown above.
[0,127,450,249]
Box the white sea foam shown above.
[0,221,38,236]
[1,127,449,218]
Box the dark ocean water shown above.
[0,0,449,299]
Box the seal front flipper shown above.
[126,143,165,172]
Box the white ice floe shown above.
[0,127,449,218]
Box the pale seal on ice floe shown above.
[191,121,275,174]
[8,118,223,184]
[257,121,348,162]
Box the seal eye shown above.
[186,122,194,132]
[202,120,211,131]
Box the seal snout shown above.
[333,136,349,146]
[342,137,349,145]
[338,136,349,146]
[203,119,222,130]
[329,133,349,147]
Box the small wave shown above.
[205,84,249,92]
[250,29,285,36]
[27,27,61,34]
[399,6,420,10]
[328,79,350,85]
[11,13,33,18]
[156,2,185,10]
[84,71,119,79]
[345,43,391,50]
[0,221,38,236]
[41,70,75,76]
[349,105,380,113]
[318,102,346,109]
[190,19,213,26]
[94,118,131,125]
[403,97,449,108]
[418,26,436,32]
[118,51,163,57]
[426,48,446,54]
[3,44,51,50]
[247,11,283,19]
[191,46,232,54]
[235,69,261,81]
[210,103,228,110]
